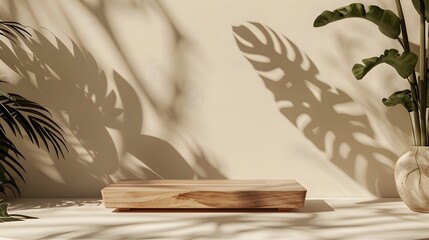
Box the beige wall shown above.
[0,0,419,197]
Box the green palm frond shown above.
[0,88,68,196]
[0,91,68,157]
[0,21,66,196]
[0,132,24,196]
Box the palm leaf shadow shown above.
[75,0,191,126]
[233,22,398,196]
[71,0,223,179]
[0,0,226,196]
[0,29,128,194]
[0,26,224,195]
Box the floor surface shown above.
[1,198,429,239]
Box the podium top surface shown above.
[102,179,307,192]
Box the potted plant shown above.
[314,0,429,212]
[0,21,67,221]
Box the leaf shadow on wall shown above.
[74,0,192,127]
[0,0,225,198]
[71,0,225,180]
[0,28,224,197]
[233,22,398,196]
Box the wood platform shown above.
[101,180,307,210]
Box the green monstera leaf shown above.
[314,3,401,39]
[412,0,429,19]
[382,89,413,112]
[352,49,417,80]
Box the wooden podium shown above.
[102,180,306,211]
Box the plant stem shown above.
[420,0,427,146]
[423,18,429,145]
[396,0,422,145]
[409,113,417,145]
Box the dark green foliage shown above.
[382,89,414,112]
[314,3,401,39]
[0,201,20,222]
[0,21,67,196]
[412,0,429,20]
[352,49,418,79]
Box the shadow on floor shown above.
[110,200,333,213]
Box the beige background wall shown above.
[0,0,419,197]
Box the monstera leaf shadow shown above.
[233,22,398,196]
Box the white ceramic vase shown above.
[395,146,429,212]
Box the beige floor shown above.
[1,198,429,239]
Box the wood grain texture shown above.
[101,180,307,209]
